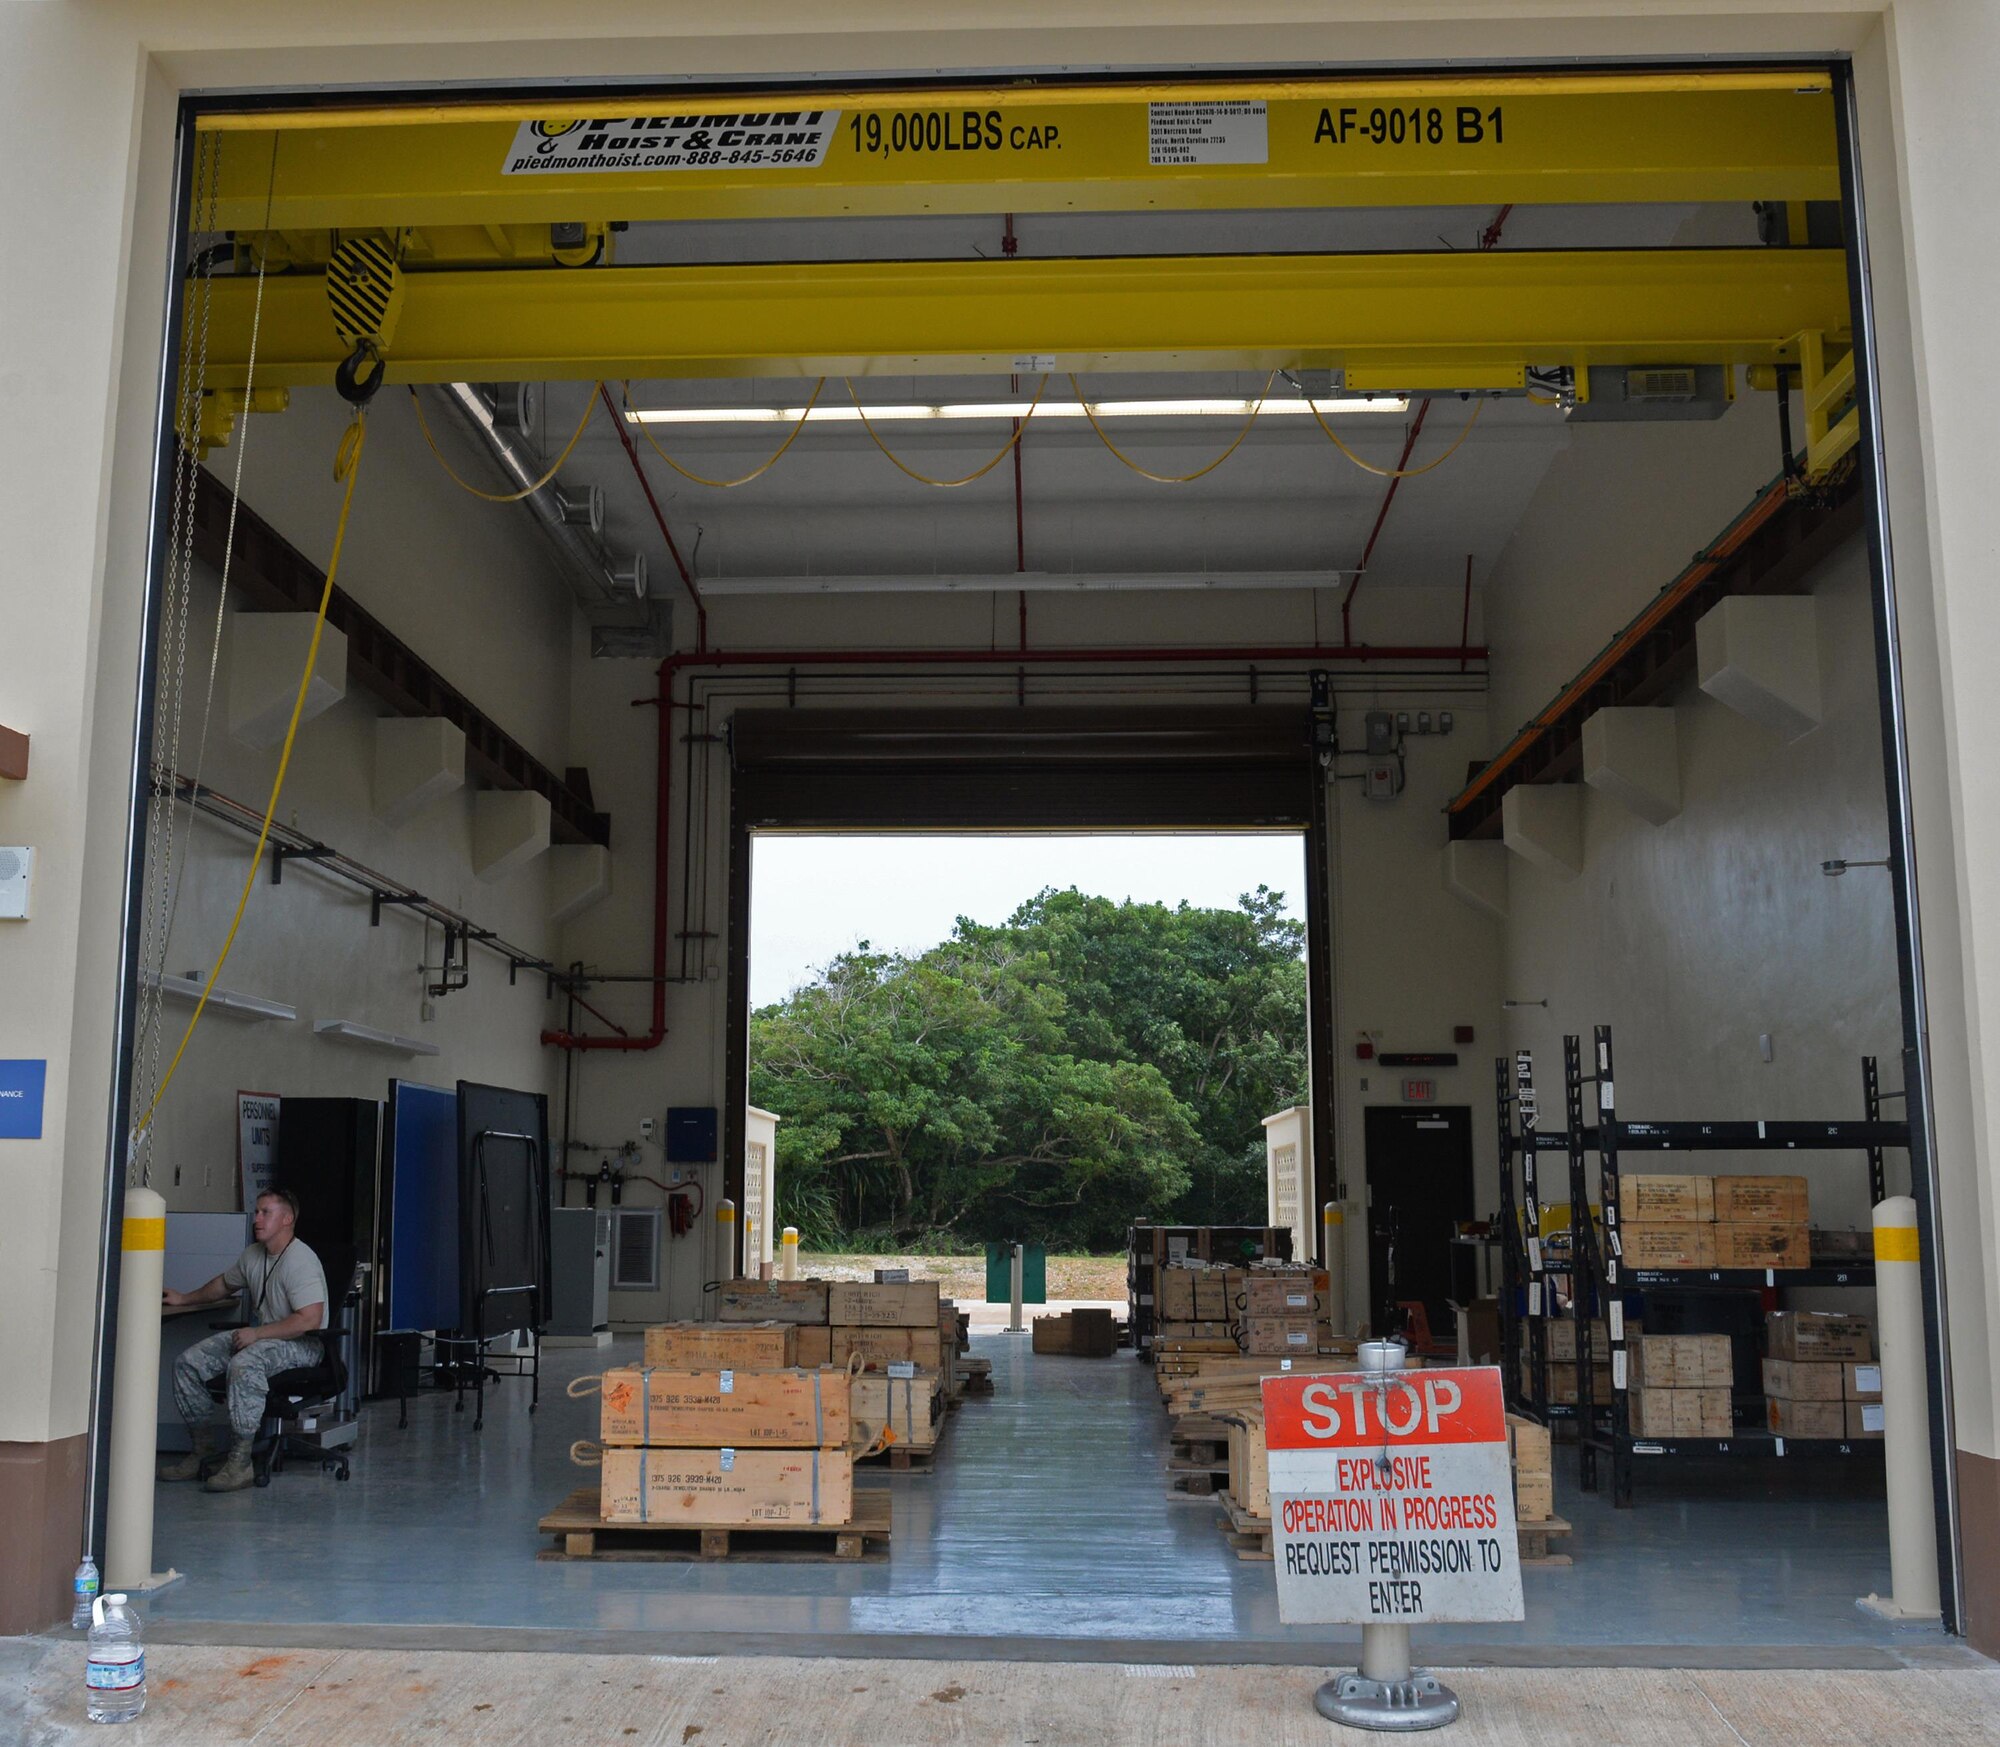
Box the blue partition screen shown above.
[385,1081,460,1332]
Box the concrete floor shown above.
[132,1329,1963,1664]
[12,1641,2000,1745]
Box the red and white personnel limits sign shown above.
[1261,1365,1523,1625]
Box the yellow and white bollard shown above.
[780,1227,800,1281]
[106,1188,177,1592]
[1860,1196,1941,1620]
[1322,1201,1347,1338]
[716,1197,737,1282]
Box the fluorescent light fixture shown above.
[626,396,1408,426]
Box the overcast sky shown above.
[749,832,1306,1009]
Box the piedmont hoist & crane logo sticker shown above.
[504,112,842,174]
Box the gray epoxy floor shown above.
[140,1331,1955,1660]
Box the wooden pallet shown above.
[1167,1456,1233,1497]
[537,1487,891,1563]
[1214,1490,1273,1561]
[1517,1513,1573,1567]
[957,1356,995,1397]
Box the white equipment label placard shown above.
[1262,1364,1523,1625]
[1147,102,1269,166]
[504,112,842,175]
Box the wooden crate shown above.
[538,1487,890,1562]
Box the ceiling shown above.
[421,198,1771,607]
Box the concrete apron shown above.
[10,1641,2000,1745]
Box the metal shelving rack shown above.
[1566,1023,1908,1505]
[1497,1049,1569,1421]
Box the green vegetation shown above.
[750,887,1306,1252]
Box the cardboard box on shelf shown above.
[594,1366,851,1448]
[1845,1400,1887,1440]
[1669,1388,1733,1437]
[1845,1361,1884,1402]
[1713,1222,1811,1269]
[1619,1223,1717,1270]
[1714,1175,1809,1225]
[794,1326,831,1369]
[1546,1319,1604,1365]
[596,1446,854,1526]
[1766,1311,1873,1362]
[1240,1315,1320,1356]
[643,1322,796,1371]
[1630,1388,1678,1438]
[1762,1358,1844,1401]
[1634,1333,1732,1388]
[1530,1359,1612,1406]
[1767,1397,1845,1439]
[1621,1175,1716,1223]
[828,1281,942,1328]
[831,1326,945,1370]
[713,1280,830,1326]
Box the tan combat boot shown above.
[157,1425,219,1483]
[203,1438,257,1492]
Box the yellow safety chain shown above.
[135,412,371,1138]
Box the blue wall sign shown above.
[0,1060,47,1139]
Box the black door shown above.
[1364,1106,1475,1344]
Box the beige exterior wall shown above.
[3,0,1997,1635]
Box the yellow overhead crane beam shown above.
[198,71,1838,231]
[195,247,1850,389]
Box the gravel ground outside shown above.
[800,1252,1126,1301]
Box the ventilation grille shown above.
[611,1208,662,1291]
[1626,367,1698,403]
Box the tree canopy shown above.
[750,885,1307,1251]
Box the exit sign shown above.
[1402,1079,1437,1103]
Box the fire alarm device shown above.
[0,847,31,920]
[1355,1040,1375,1061]
[1362,762,1403,801]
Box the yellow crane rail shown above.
[195,247,1852,388]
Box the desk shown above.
[156,1212,248,1453]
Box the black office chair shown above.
[203,1244,358,1485]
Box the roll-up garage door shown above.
[728,706,1316,829]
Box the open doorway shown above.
[746,832,1310,1313]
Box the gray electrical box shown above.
[548,1208,612,1336]
[1364,710,1396,754]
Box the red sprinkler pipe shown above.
[1339,204,1511,649]
[539,636,1488,1053]
[599,382,706,654]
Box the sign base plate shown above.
[1314,1673,1460,1733]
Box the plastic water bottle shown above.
[85,1592,145,1724]
[70,1554,100,1629]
